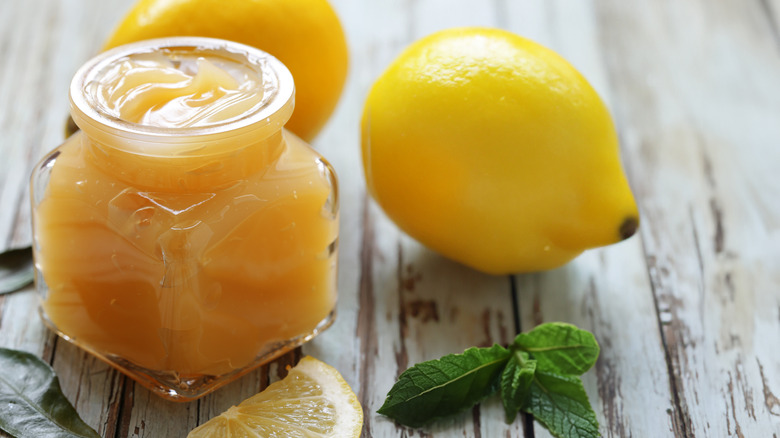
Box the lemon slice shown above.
[188,356,363,438]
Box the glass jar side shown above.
[31,38,339,401]
[33,127,340,402]
[30,139,65,305]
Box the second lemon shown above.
[105,0,348,142]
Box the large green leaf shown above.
[0,348,100,438]
[378,344,511,427]
[523,371,601,438]
[514,322,599,376]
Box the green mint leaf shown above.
[523,370,600,438]
[378,344,511,427]
[0,348,100,438]
[514,322,599,375]
[500,350,536,423]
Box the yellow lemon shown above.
[361,27,639,275]
[105,0,348,141]
[187,356,363,437]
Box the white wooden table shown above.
[1,0,779,436]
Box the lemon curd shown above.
[31,38,338,400]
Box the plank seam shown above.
[356,193,377,438]
[509,276,521,335]
[103,372,125,438]
[394,242,409,377]
[644,248,695,438]
[115,378,134,438]
[510,276,535,438]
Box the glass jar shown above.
[30,37,338,401]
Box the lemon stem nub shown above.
[619,216,639,240]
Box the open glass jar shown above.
[30,37,338,401]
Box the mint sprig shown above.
[378,322,601,438]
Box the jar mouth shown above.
[69,37,295,155]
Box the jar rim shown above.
[69,37,295,153]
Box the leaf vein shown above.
[522,344,595,353]
[396,357,507,405]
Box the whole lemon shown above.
[104,0,348,142]
[361,27,639,275]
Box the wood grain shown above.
[1,0,779,437]
[597,0,780,436]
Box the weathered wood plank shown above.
[597,0,780,436]
[117,385,198,438]
[51,343,125,437]
[500,2,678,437]
[355,203,526,437]
[299,0,375,412]
[515,248,677,438]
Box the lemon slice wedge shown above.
[188,356,363,437]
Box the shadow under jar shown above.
[30,37,339,401]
